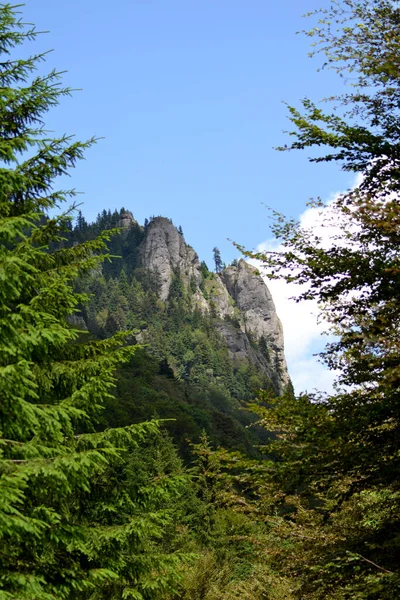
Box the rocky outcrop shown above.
[117,211,136,230]
[215,321,283,391]
[138,217,202,301]
[222,260,289,389]
[137,217,290,393]
[205,276,236,320]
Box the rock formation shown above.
[116,211,137,235]
[138,217,202,301]
[137,217,290,393]
[223,260,289,389]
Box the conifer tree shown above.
[212,247,223,273]
[0,5,187,599]
[76,210,87,231]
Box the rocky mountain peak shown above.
[138,217,202,301]
[116,210,137,233]
[137,218,290,393]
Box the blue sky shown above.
[23,0,353,265]
[21,0,355,391]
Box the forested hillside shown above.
[60,208,290,457]
[1,2,399,600]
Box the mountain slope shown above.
[136,215,289,394]
[69,209,291,453]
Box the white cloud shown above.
[288,357,337,397]
[253,176,361,395]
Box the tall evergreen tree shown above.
[212,247,223,273]
[0,6,187,599]
[76,210,87,231]
[239,1,400,597]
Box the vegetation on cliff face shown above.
[62,209,284,458]
[1,2,399,599]
[71,210,285,394]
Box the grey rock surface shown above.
[215,321,258,361]
[116,211,138,238]
[215,321,283,391]
[206,275,235,319]
[138,217,290,393]
[138,217,202,301]
[222,260,289,389]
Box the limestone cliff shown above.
[222,260,289,390]
[137,217,290,393]
[138,217,202,301]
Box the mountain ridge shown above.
[136,215,289,393]
[64,206,293,455]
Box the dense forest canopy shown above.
[0,1,399,599]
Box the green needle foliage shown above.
[0,5,188,599]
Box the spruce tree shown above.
[212,247,223,273]
[0,5,187,599]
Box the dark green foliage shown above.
[170,435,293,600]
[0,6,191,598]
[200,261,210,278]
[212,247,223,273]
[258,335,270,362]
[237,1,400,598]
[101,350,265,462]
